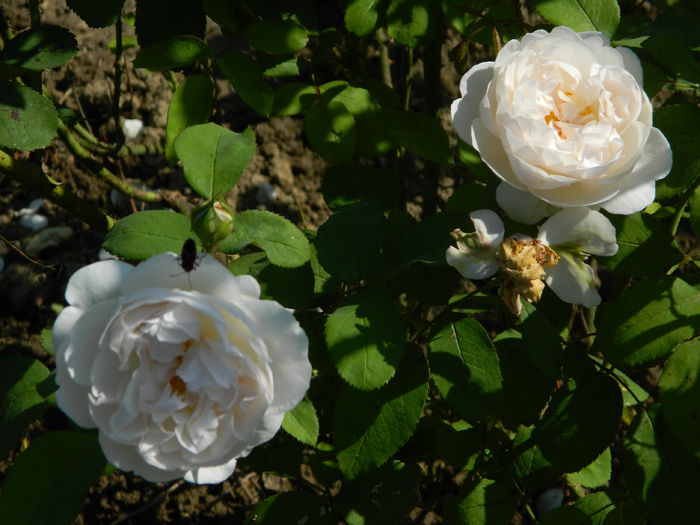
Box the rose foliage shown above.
[2,0,700,524]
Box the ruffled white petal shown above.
[545,252,601,307]
[451,61,495,144]
[185,457,237,484]
[470,209,504,246]
[538,208,618,256]
[65,259,132,310]
[496,182,558,224]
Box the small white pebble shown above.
[255,182,277,204]
[20,213,49,231]
[15,198,44,217]
[122,118,144,139]
[536,487,564,518]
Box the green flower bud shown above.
[191,200,235,248]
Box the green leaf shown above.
[534,0,620,38]
[234,257,314,309]
[334,352,428,479]
[245,19,309,55]
[345,0,386,37]
[315,200,385,283]
[659,339,700,458]
[220,210,311,268]
[259,55,298,77]
[444,478,517,525]
[40,328,54,356]
[429,315,503,421]
[517,301,562,379]
[539,491,614,525]
[594,277,700,367]
[134,0,205,49]
[0,81,58,151]
[494,330,553,429]
[400,210,467,266]
[0,431,106,525]
[322,164,400,211]
[217,53,273,117]
[383,109,451,163]
[281,398,319,446]
[133,35,210,71]
[386,0,440,48]
[654,105,700,200]
[244,493,331,525]
[511,426,557,489]
[604,212,682,275]
[173,122,255,199]
[66,0,124,27]
[621,408,659,510]
[305,98,357,164]
[566,447,612,489]
[691,185,700,239]
[165,74,214,165]
[321,81,380,116]
[326,293,405,390]
[536,370,622,473]
[0,357,52,458]
[271,82,317,116]
[103,210,195,260]
[0,25,78,71]
[338,462,421,525]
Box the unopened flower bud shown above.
[191,200,234,248]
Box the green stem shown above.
[670,174,700,237]
[110,13,125,152]
[376,28,393,89]
[0,149,113,232]
[402,46,413,111]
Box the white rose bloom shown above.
[451,26,672,218]
[53,252,311,484]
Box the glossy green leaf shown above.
[220,210,311,268]
[339,462,421,525]
[511,426,557,489]
[315,200,385,283]
[326,293,405,390]
[0,357,52,458]
[234,257,314,309]
[305,98,357,164]
[539,491,614,525]
[383,109,451,163]
[659,339,700,458]
[271,82,317,116]
[334,352,428,479]
[0,81,58,151]
[386,0,440,48]
[0,431,106,525]
[566,447,612,489]
[604,212,682,275]
[536,371,622,473]
[133,35,210,70]
[444,478,517,525]
[322,164,400,211]
[201,0,238,31]
[66,0,124,27]
[654,105,700,200]
[244,493,331,525]
[493,330,553,429]
[595,277,700,367]
[103,210,196,260]
[134,0,205,48]
[0,26,78,71]
[691,185,700,239]
[429,315,502,421]
[535,0,620,38]
[259,55,298,77]
[621,408,659,509]
[217,53,273,117]
[517,301,563,379]
[165,74,214,164]
[245,19,309,55]
[174,122,255,199]
[321,81,380,116]
[345,0,386,37]
[400,210,467,266]
[282,398,319,446]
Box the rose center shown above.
[544,89,598,140]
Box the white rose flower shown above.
[451,26,672,218]
[53,251,311,484]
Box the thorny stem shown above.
[73,123,163,157]
[57,120,190,215]
[376,28,393,88]
[0,149,114,232]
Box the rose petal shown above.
[65,259,133,309]
[538,208,618,256]
[601,127,672,214]
[99,433,182,482]
[496,182,558,224]
[446,246,500,280]
[185,457,237,484]
[451,61,495,144]
[545,252,601,307]
[470,209,504,246]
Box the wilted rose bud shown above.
[191,200,235,248]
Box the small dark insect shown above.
[171,238,200,287]
[179,238,198,273]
